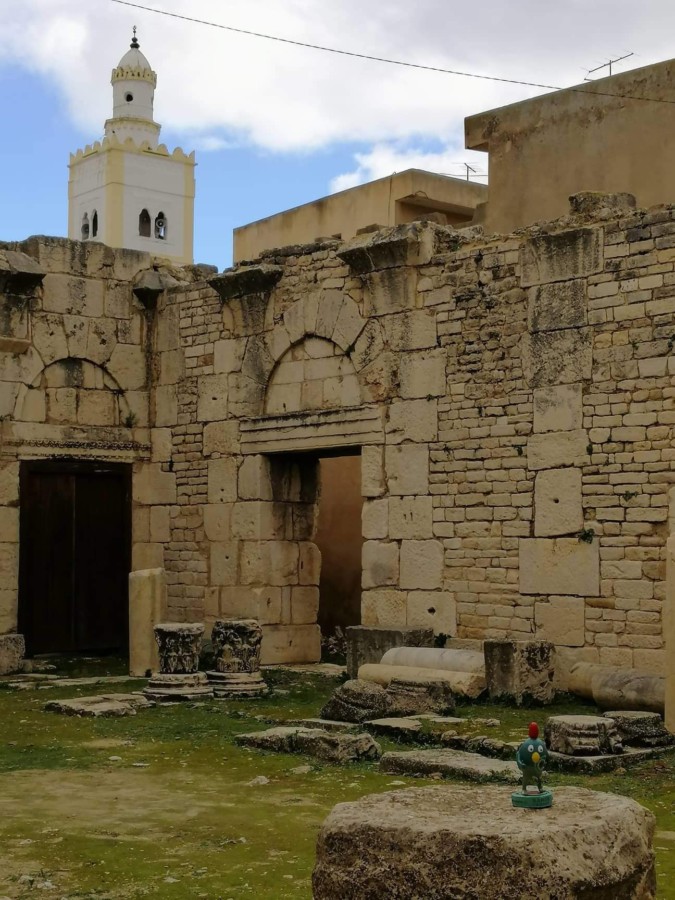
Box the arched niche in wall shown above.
[264,337,362,416]
[13,358,140,429]
[139,209,151,238]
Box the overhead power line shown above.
[107,0,675,108]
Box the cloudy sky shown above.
[1,0,674,266]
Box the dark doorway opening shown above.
[315,453,362,652]
[19,459,131,657]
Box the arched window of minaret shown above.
[154,212,167,240]
[81,213,90,241]
[139,209,151,237]
[92,211,98,238]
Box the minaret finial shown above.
[131,26,139,49]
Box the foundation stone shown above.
[484,639,555,705]
[320,679,391,723]
[236,726,381,764]
[207,618,268,698]
[0,633,24,675]
[603,711,674,748]
[143,623,212,702]
[312,786,656,900]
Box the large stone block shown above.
[364,268,417,317]
[528,430,588,471]
[213,337,246,374]
[238,455,273,500]
[383,310,437,351]
[128,568,166,676]
[533,384,583,433]
[362,541,399,588]
[399,349,446,399]
[385,444,429,496]
[312,785,656,900]
[522,329,592,387]
[197,374,229,421]
[484,639,556,705]
[0,633,24,675]
[406,591,456,635]
[107,343,147,391]
[528,279,587,333]
[345,625,434,679]
[521,227,603,287]
[260,623,321,664]
[386,399,437,444]
[535,595,585,647]
[203,421,240,455]
[534,467,583,536]
[388,496,433,540]
[520,538,599,596]
[210,542,238,586]
[361,590,408,627]
[400,540,443,590]
[207,457,238,504]
[361,445,385,498]
[133,463,176,506]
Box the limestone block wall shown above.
[162,203,675,672]
[0,236,181,637]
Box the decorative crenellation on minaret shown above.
[68,29,195,264]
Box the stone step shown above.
[236,726,381,764]
[380,749,519,783]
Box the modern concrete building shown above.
[233,169,487,262]
[466,57,675,234]
[68,32,196,264]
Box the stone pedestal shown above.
[313,786,656,899]
[0,634,25,675]
[207,619,268,699]
[143,623,212,702]
[129,568,166,677]
[545,715,623,756]
[484,639,555,705]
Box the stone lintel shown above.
[209,264,284,301]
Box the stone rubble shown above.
[235,726,381,764]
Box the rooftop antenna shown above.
[464,163,477,182]
[584,51,634,80]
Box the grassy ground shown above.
[1,663,674,898]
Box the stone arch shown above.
[13,357,137,427]
[258,293,389,416]
[265,336,361,416]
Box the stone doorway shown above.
[18,459,131,656]
[315,453,363,644]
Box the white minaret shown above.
[68,29,196,264]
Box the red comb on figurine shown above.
[529,722,539,739]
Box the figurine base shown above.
[511,789,553,809]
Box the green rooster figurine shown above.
[512,722,553,809]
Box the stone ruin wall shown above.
[0,236,207,636]
[160,198,675,673]
[2,196,675,674]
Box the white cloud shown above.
[1,0,675,156]
[330,144,488,193]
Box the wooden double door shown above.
[19,460,131,656]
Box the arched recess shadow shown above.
[13,357,138,427]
